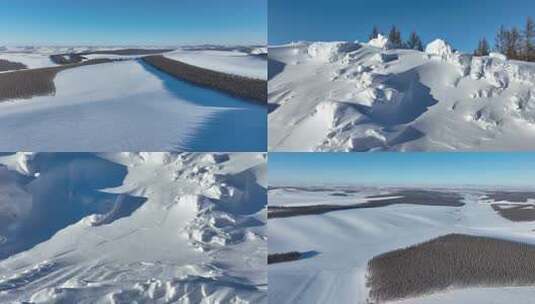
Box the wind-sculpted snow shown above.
[0,152,267,303]
[0,153,146,260]
[307,41,361,63]
[269,39,535,151]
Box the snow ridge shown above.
[268,38,535,151]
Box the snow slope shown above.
[268,39,535,151]
[0,60,266,151]
[164,50,267,80]
[0,152,266,303]
[269,187,535,304]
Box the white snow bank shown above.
[307,41,361,63]
[368,34,391,49]
[251,47,268,55]
[489,52,507,61]
[425,39,454,59]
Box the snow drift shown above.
[268,37,535,151]
[0,152,266,303]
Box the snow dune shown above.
[0,152,267,303]
[268,39,535,151]
[0,60,266,151]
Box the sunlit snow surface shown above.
[0,152,267,303]
[0,59,266,151]
[269,186,535,304]
[268,41,535,151]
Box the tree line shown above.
[369,25,424,51]
[370,18,535,62]
[475,17,535,61]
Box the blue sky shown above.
[0,0,266,46]
[269,0,533,52]
[269,153,535,188]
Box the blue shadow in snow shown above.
[138,60,267,152]
[0,153,146,260]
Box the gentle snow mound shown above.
[489,52,507,61]
[307,41,360,63]
[368,34,391,50]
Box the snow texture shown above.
[268,39,535,151]
[0,152,266,304]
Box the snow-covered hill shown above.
[268,37,535,151]
[0,152,266,303]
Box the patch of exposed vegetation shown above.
[268,252,302,264]
[269,190,463,219]
[330,192,349,197]
[0,59,27,72]
[365,190,464,206]
[492,203,535,222]
[50,53,86,64]
[79,48,172,56]
[142,55,266,104]
[485,191,535,202]
[50,49,172,65]
[367,234,535,303]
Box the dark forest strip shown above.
[0,59,114,103]
[142,55,266,104]
[367,234,535,303]
[0,59,27,72]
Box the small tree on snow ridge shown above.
[524,17,535,61]
[369,26,381,41]
[406,32,424,51]
[388,26,402,48]
[388,26,403,49]
[474,38,490,56]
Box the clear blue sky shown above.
[269,153,535,188]
[0,0,266,46]
[269,0,533,52]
